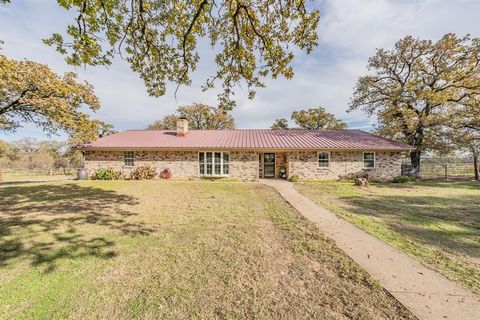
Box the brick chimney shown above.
[176,117,188,137]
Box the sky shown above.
[1,0,480,141]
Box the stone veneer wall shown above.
[229,151,259,180]
[84,150,198,179]
[84,150,259,181]
[288,151,404,181]
[84,150,403,181]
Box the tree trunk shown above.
[410,149,422,176]
[473,149,479,181]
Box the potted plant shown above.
[279,166,287,179]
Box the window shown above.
[199,152,229,176]
[363,152,375,169]
[222,153,230,175]
[318,152,330,168]
[199,152,205,174]
[214,152,221,175]
[124,151,134,167]
[206,152,213,174]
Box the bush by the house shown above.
[288,175,299,182]
[130,165,157,180]
[92,167,122,180]
[393,175,415,183]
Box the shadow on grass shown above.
[0,183,151,272]
[372,180,480,190]
[338,193,480,259]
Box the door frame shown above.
[263,152,276,178]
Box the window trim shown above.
[123,151,135,167]
[198,151,230,177]
[363,151,376,169]
[317,151,330,169]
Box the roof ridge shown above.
[125,128,361,132]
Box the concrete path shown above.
[261,179,480,320]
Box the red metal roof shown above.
[81,129,412,150]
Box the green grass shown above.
[294,180,480,295]
[0,181,414,319]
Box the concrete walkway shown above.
[261,179,480,320]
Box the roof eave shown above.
[80,146,414,152]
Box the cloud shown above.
[1,0,480,140]
[319,0,480,55]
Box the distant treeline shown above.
[0,138,82,173]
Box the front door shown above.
[263,153,275,178]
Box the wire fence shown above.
[0,168,76,182]
[401,159,476,179]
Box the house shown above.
[81,119,412,180]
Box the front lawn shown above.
[295,180,480,295]
[0,181,413,319]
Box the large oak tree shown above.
[2,0,320,110]
[0,53,105,142]
[146,103,235,130]
[0,52,108,179]
[349,34,480,173]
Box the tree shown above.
[0,139,12,180]
[3,0,320,110]
[0,139,16,163]
[447,106,480,180]
[0,52,111,180]
[147,114,182,130]
[98,123,118,137]
[291,107,347,129]
[271,118,289,130]
[271,107,346,130]
[0,53,107,144]
[349,34,480,174]
[147,103,235,130]
[452,130,480,180]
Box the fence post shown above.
[444,164,448,180]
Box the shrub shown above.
[393,175,414,183]
[288,175,299,182]
[130,164,157,180]
[92,167,118,180]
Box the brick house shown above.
[81,119,412,181]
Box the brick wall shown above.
[84,150,404,181]
[84,150,198,179]
[84,150,259,181]
[229,151,259,181]
[288,151,404,181]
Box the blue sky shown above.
[1,0,480,141]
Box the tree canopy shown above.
[445,105,480,179]
[0,53,108,143]
[349,33,480,172]
[1,0,320,110]
[0,138,83,173]
[270,118,289,130]
[291,107,347,129]
[271,107,347,130]
[146,103,235,130]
